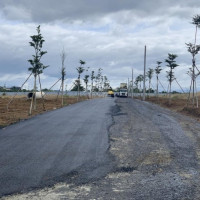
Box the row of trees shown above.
[8,25,111,114]
[134,53,178,104]
[72,61,111,99]
[133,15,200,107]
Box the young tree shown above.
[165,53,178,105]
[103,76,110,91]
[192,15,200,45]
[134,78,139,93]
[95,68,103,93]
[135,75,144,98]
[186,15,200,108]
[76,60,85,99]
[155,61,162,98]
[71,80,85,91]
[90,70,95,98]
[28,25,48,114]
[146,68,154,97]
[83,75,89,92]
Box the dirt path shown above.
[3,98,200,200]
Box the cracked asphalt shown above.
[2,97,200,200]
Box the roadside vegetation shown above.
[130,15,200,119]
[0,25,113,127]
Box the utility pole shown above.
[128,78,129,97]
[143,45,146,101]
[131,68,134,98]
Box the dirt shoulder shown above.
[143,95,200,122]
[0,95,89,128]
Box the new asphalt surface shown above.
[0,98,115,197]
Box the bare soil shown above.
[1,94,200,128]
[0,95,89,127]
[144,95,200,121]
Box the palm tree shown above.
[155,61,162,99]
[165,53,178,105]
[146,68,154,97]
[76,60,85,99]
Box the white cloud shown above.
[0,0,199,92]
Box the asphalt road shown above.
[0,98,115,197]
[2,97,200,199]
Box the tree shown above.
[135,75,144,97]
[95,68,103,92]
[165,53,178,105]
[28,25,48,114]
[134,78,139,93]
[192,15,200,45]
[146,68,154,97]
[91,71,95,98]
[186,44,200,107]
[76,60,85,99]
[186,15,200,108]
[71,80,85,91]
[83,75,89,92]
[155,61,162,98]
[103,76,110,91]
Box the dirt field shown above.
[0,95,89,127]
[1,93,200,128]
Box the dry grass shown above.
[145,94,200,120]
[0,95,90,127]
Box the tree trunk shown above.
[38,74,45,111]
[148,79,150,98]
[91,80,93,98]
[33,74,37,110]
[86,83,89,99]
[169,81,172,105]
[192,65,195,107]
[195,77,198,108]
[156,76,158,99]
[61,78,64,107]
[195,25,198,45]
[29,74,37,115]
[77,79,79,102]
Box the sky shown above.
[0,0,200,92]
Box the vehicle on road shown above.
[107,90,114,97]
[119,83,128,97]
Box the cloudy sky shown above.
[0,0,199,91]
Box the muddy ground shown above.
[0,95,89,127]
[3,97,200,199]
